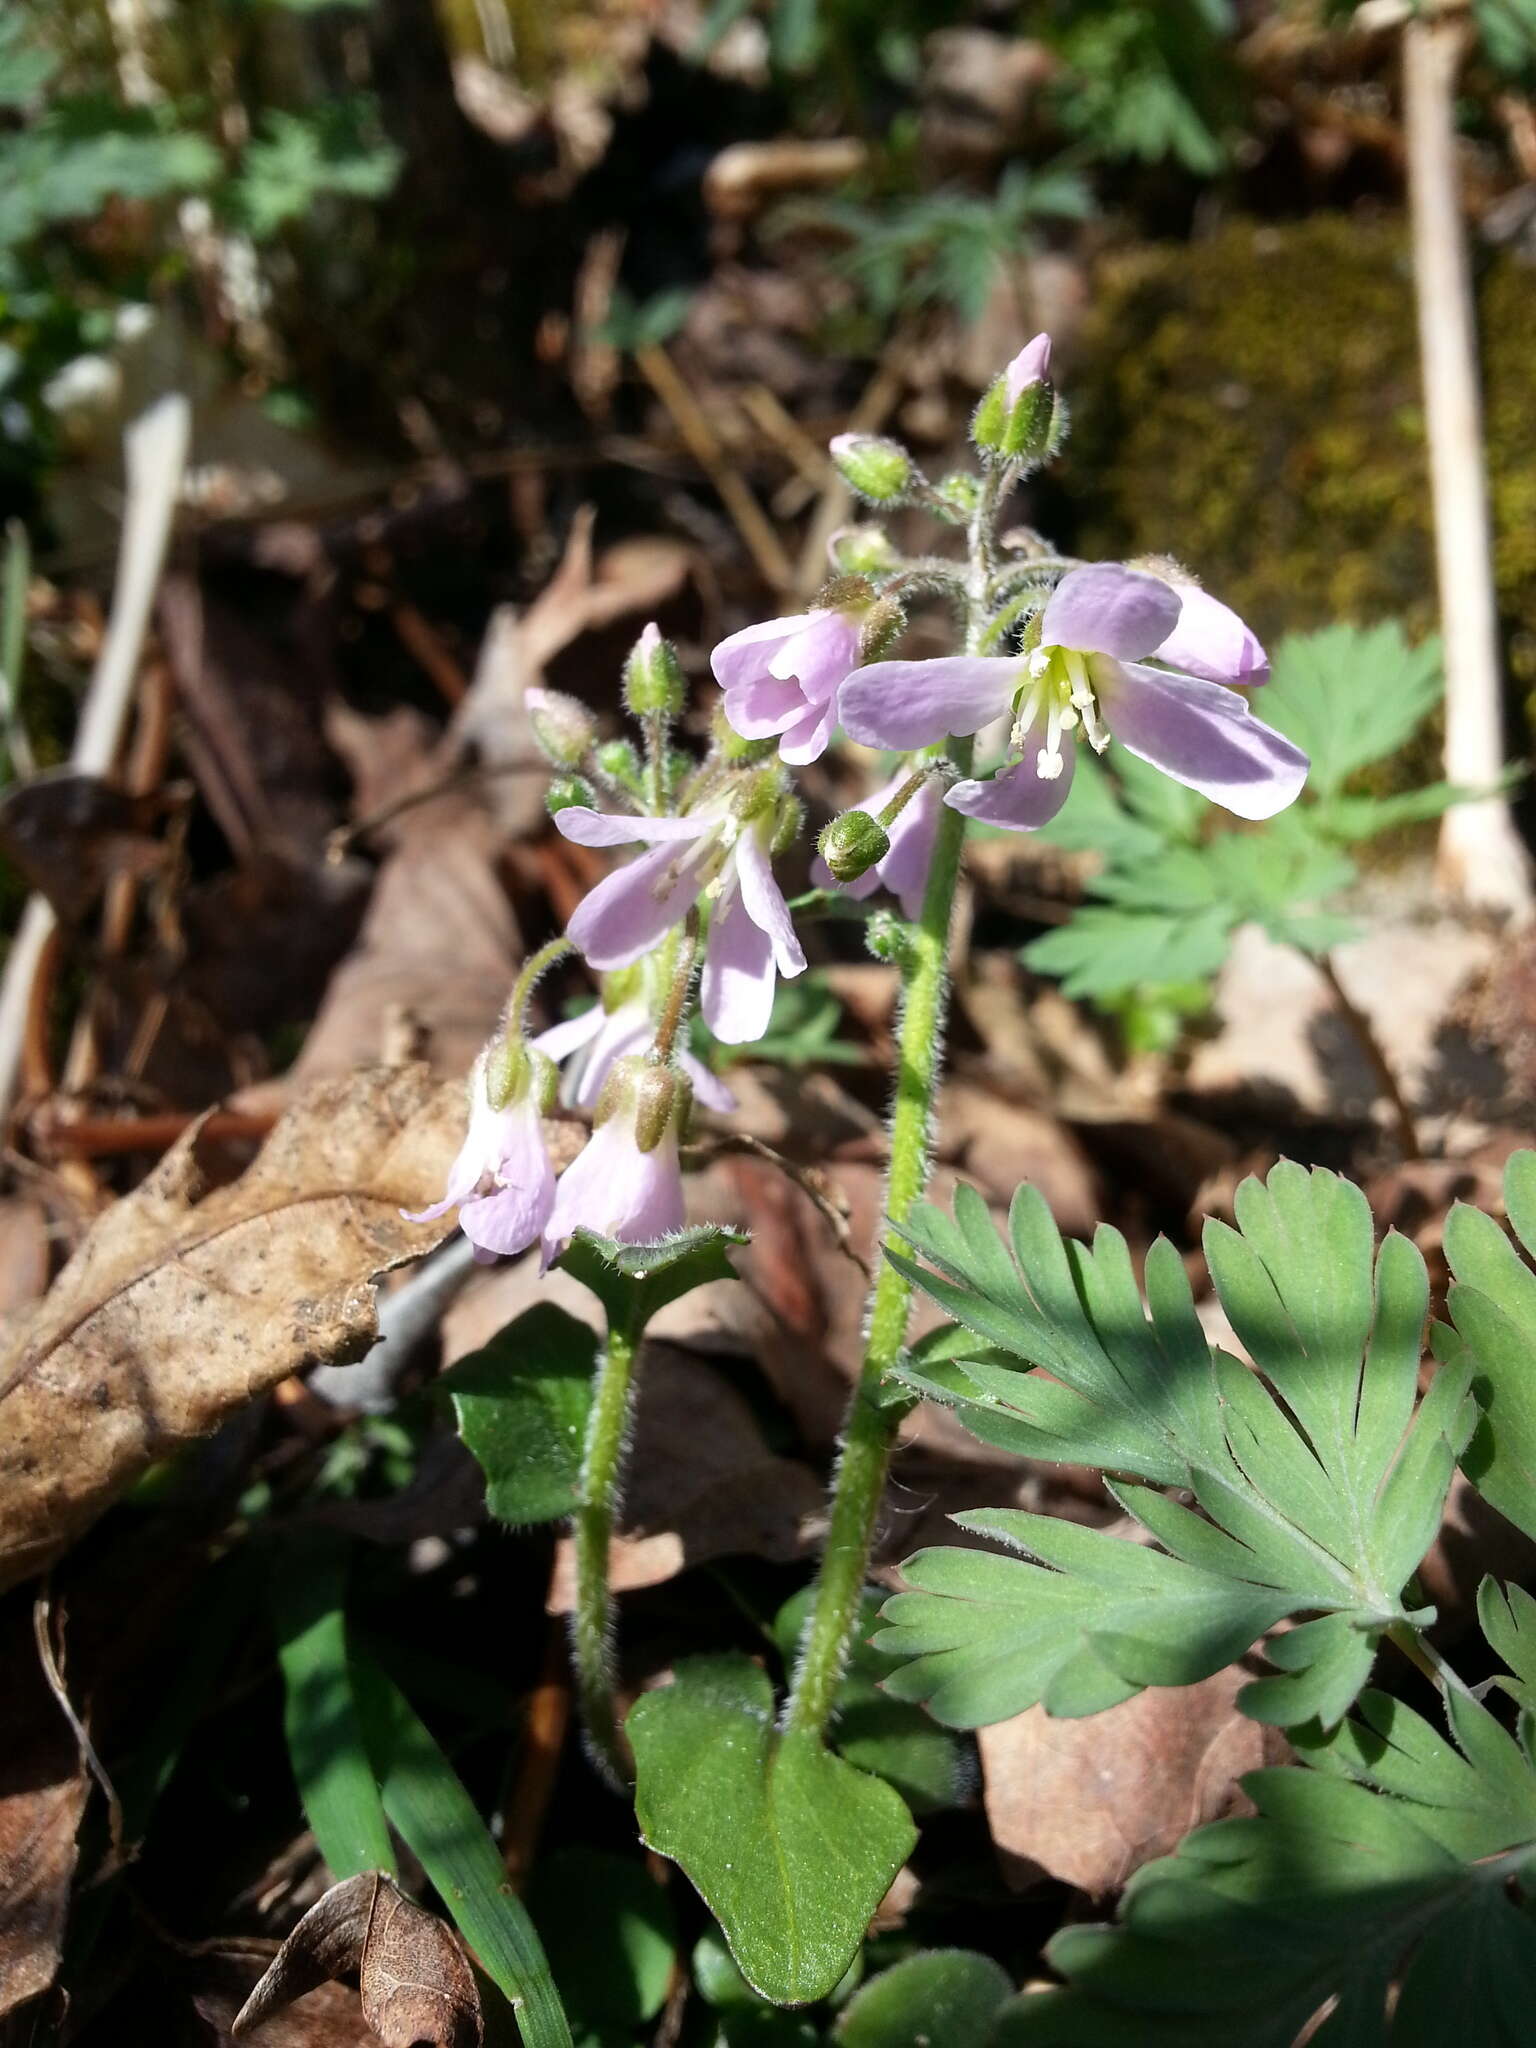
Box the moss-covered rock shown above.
[1059,215,1536,701]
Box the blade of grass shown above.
[351,1645,574,2048]
[0,517,33,777]
[270,1538,397,1882]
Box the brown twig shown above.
[686,1130,870,1276]
[1316,951,1423,1161]
[633,343,796,593]
[31,1106,278,1160]
[33,1585,128,1877]
[500,1604,573,1890]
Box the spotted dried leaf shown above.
[0,1064,463,1588]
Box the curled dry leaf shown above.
[233,1872,481,2048]
[977,1666,1277,1898]
[0,1063,463,1589]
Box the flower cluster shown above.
[412,332,1310,1267]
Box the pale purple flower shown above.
[711,607,862,765]
[1150,581,1269,689]
[810,766,943,920]
[404,1053,555,1263]
[838,562,1307,833]
[556,802,806,1045]
[533,994,736,1113]
[1004,332,1052,402]
[540,1069,686,1269]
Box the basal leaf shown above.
[630,1654,915,2006]
[445,1302,596,1525]
[1480,1577,1536,1720]
[1261,623,1444,799]
[1443,1150,1536,1542]
[885,1163,1471,1729]
[994,1701,1536,2047]
[835,1949,1013,2047]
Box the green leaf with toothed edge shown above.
[444,1302,595,1526]
[1441,1149,1536,1543]
[881,1162,1476,1730]
[558,1224,746,1332]
[629,1654,916,2007]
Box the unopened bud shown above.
[772,793,804,857]
[858,594,905,663]
[830,433,914,505]
[828,524,899,578]
[526,686,596,768]
[623,621,686,719]
[865,908,909,964]
[594,737,644,793]
[546,774,596,816]
[932,472,979,522]
[972,333,1061,464]
[819,808,889,884]
[712,708,777,765]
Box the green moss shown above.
[1061,215,1536,714]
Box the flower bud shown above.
[526,686,596,768]
[829,433,914,505]
[864,908,909,963]
[546,774,596,817]
[858,594,905,663]
[972,332,1061,464]
[772,792,804,857]
[931,472,979,522]
[711,707,778,765]
[623,621,686,719]
[594,737,644,793]
[828,524,899,578]
[819,807,890,885]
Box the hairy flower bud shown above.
[828,524,899,578]
[972,331,1062,464]
[546,773,596,816]
[864,908,909,963]
[623,620,686,718]
[526,686,596,768]
[484,1035,531,1111]
[829,433,914,505]
[818,807,890,885]
[594,737,644,793]
[711,709,778,765]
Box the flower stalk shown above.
[571,1320,639,1789]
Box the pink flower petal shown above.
[566,840,707,969]
[767,611,859,705]
[723,673,808,738]
[734,827,807,979]
[680,1050,737,1113]
[1101,661,1308,821]
[530,1007,606,1064]
[778,692,842,766]
[1152,585,1269,688]
[710,615,804,691]
[1004,332,1052,402]
[700,877,778,1045]
[541,1118,685,1266]
[565,1005,650,1110]
[839,656,1019,750]
[944,741,1075,832]
[555,806,710,848]
[1040,564,1182,663]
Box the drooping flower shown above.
[711,605,863,766]
[810,766,943,920]
[556,790,806,1046]
[541,1058,687,1269]
[404,1048,555,1263]
[532,978,736,1113]
[838,562,1307,833]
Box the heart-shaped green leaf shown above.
[836,1950,1013,2047]
[630,1654,915,2006]
[445,1302,596,1525]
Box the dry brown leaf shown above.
[0,1605,90,2020]
[978,1667,1276,1897]
[233,1873,481,2048]
[0,1063,461,1589]
[196,1964,377,2048]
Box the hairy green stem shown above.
[506,935,575,1032]
[571,1323,638,1789]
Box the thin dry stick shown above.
[1316,951,1422,1161]
[633,342,796,593]
[1403,6,1532,915]
[33,1586,127,1874]
[687,1130,870,1277]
